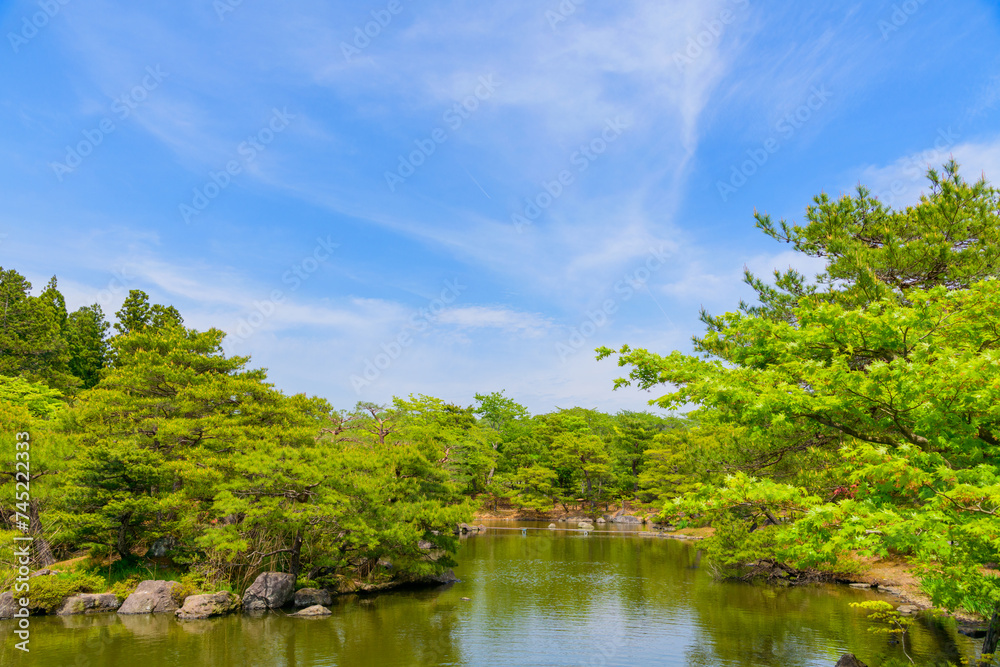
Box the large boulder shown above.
[145,536,179,559]
[835,655,868,667]
[175,591,241,620]
[118,580,185,614]
[293,588,332,608]
[615,515,643,524]
[0,592,16,619]
[242,572,296,611]
[291,605,331,617]
[56,594,120,616]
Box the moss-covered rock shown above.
[175,591,241,620]
[55,593,121,615]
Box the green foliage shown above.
[317,401,472,582]
[699,510,780,580]
[113,290,184,337]
[0,529,18,594]
[510,465,559,512]
[637,423,724,502]
[108,575,145,601]
[65,304,109,389]
[0,268,75,391]
[0,375,63,418]
[754,161,1000,304]
[29,572,107,612]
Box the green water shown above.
[0,522,977,666]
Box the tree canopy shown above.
[599,162,1000,664]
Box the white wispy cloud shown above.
[854,136,1000,209]
[436,306,552,337]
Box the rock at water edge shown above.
[118,580,185,614]
[292,605,331,617]
[57,593,121,616]
[242,572,296,611]
[427,569,459,585]
[175,591,241,620]
[0,592,16,619]
[293,588,332,608]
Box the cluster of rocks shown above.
[1,568,460,622]
[455,523,487,534]
[554,512,649,526]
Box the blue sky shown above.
[2,0,999,413]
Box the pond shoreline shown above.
[3,527,982,667]
[474,513,988,629]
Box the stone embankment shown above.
[0,567,460,621]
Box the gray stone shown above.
[242,572,296,611]
[578,522,595,530]
[835,654,868,667]
[896,604,919,615]
[56,593,120,616]
[175,591,241,620]
[417,540,434,551]
[293,588,332,608]
[615,515,643,524]
[0,592,16,619]
[848,583,871,589]
[118,580,184,614]
[145,536,179,559]
[291,605,331,617]
[427,569,459,585]
[595,517,606,524]
[548,523,557,530]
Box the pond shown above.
[0,521,977,666]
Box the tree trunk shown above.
[28,501,55,567]
[289,531,303,580]
[116,512,133,561]
[979,608,1000,667]
[486,442,497,486]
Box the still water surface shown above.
[1,521,977,666]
